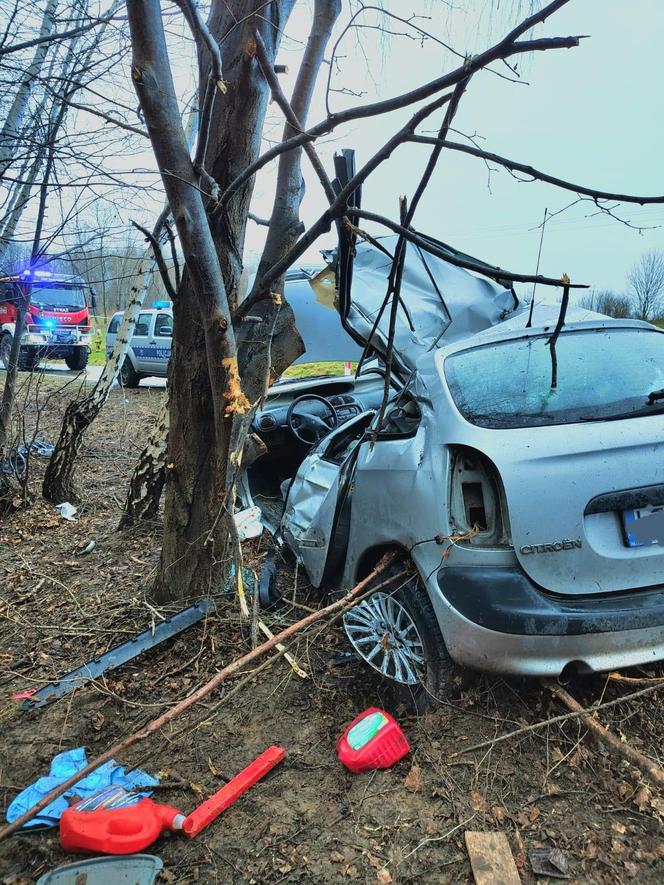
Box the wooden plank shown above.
[465,831,521,885]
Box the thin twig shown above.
[451,681,664,759]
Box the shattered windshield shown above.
[32,284,86,311]
[444,328,664,428]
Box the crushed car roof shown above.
[339,234,522,369]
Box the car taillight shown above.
[449,446,512,547]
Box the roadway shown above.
[0,362,167,388]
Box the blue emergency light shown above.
[153,300,172,309]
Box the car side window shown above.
[107,315,120,334]
[134,313,152,337]
[154,313,173,337]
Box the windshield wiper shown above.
[581,403,664,423]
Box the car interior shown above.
[245,369,423,530]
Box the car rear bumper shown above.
[431,566,664,676]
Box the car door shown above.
[130,312,154,373]
[281,410,375,587]
[148,311,173,377]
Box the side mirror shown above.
[89,287,98,310]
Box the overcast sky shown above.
[235,0,664,298]
[18,0,660,300]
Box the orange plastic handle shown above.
[183,745,286,838]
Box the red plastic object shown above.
[337,707,410,773]
[59,746,287,854]
[183,745,286,837]
[60,795,185,855]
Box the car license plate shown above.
[622,506,664,548]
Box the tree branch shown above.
[349,208,587,289]
[132,221,178,301]
[254,27,336,205]
[216,0,584,213]
[409,139,664,205]
[174,0,224,183]
[0,9,121,59]
[243,91,455,310]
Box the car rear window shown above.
[107,315,121,334]
[444,327,664,428]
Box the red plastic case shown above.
[337,707,410,773]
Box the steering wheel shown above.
[286,394,338,445]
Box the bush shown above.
[580,290,632,319]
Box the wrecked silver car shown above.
[241,232,664,703]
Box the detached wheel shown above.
[65,347,89,371]
[343,564,454,711]
[119,357,140,388]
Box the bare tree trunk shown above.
[119,389,168,526]
[128,0,306,602]
[43,253,158,502]
[0,0,58,176]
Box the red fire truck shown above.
[0,269,96,372]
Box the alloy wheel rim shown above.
[343,592,425,685]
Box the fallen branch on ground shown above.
[450,681,664,763]
[547,682,664,790]
[0,556,396,840]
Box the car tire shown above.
[343,561,455,712]
[65,348,89,371]
[119,357,140,388]
[0,334,37,372]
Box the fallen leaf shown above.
[634,786,651,812]
[403,764,424,792]
[468,790,486,812]
[513,830,526,870]
[492,805,508,822]
[91,711,105,731]
[624,861,639,878]
[376,869,393,884]
[617,782,631,799]
[611,822,626,835]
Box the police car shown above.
[107,272,363,387]
[106,301,173,387]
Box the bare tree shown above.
[580,289,632,319]
[0,0,128,504]
[120,0,664,603]
[628,250,664,321]
[0,0,58,176]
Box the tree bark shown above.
[119,389,168,527]
[43,254,158,503]
[128,0,306,602]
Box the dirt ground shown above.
[0,376,663,883]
